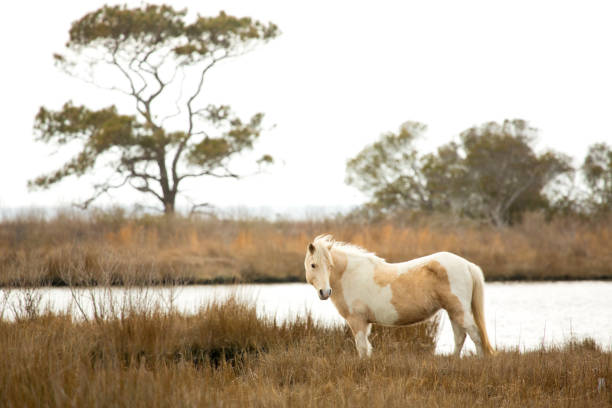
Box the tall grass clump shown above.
[0,288,441,406]
[0,288,609,407]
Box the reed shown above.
[0,292,609,407]
[1,209,611,286]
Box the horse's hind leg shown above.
[442,288,485,356]
[448,309,484,355]
[450,320,466,357]
[464,316,485,355]
[449,308,484,355]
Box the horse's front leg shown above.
[347,316,372,358]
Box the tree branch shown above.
[128,177,165,203]
[160,66,187,127]
[186,54,230,135]
[73,175,130,210]
[177,168,240,182]
[109,42,151,122]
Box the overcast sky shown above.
[2,1,611,214]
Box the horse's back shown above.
[397,252,477,305]
[397,251,471,277]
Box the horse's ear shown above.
[327,241,334,251]
[308,243,315,254]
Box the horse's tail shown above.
[469,263,495,356]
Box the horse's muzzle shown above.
[318,288,332,300]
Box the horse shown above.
[304,234,495,357]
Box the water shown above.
[2,281,610,354]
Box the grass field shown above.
[1,209,611,286]
[0,294,609,407]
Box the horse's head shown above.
[304,236,334,300]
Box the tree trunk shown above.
[162,193,176,214]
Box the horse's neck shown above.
[329,249,347,286]
[330,249,378,283]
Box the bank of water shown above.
[2,281,610,354]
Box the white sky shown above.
[2,1,612,213]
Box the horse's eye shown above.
[311,263,316,268]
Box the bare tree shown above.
[30,5,278,213]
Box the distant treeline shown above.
[346,119,612,226]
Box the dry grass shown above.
[0,293,609,407]
[1,209,611,286]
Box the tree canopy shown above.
[31,4,278,213]
[346,122,431,212]
[432,120,572,225]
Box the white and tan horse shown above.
[304,234,495,357]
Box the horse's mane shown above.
[313,234,385,263]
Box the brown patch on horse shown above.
[328,249,350,318]
[373,260,465,326]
